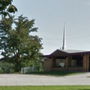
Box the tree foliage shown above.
[0,0,17,17]
[0,1,42,72]
[0,15,42,72]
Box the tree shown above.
[0,0,42,72]
[0,15,42,72]
[0,0,17,71]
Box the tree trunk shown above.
[14,53,21,72]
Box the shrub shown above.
[0,62,15,73]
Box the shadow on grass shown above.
[30,71,85,76]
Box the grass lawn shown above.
[0,86,90,90]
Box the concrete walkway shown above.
[0,73,90,86]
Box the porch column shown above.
[83,54,89,72]
[43,58,53,71]
[65,56,72,70]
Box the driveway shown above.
[0,73,90,86]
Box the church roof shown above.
[60,49,89,53]
[44,49,90,57]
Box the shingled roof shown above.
[45,49,90,57]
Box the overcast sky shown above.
[13,0,90,54]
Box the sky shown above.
[13,0,90,54]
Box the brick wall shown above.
[43,58,53,71]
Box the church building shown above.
[43,26,90,72]
[43,49,90,72]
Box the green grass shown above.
[30,71,85,76]
[0,86,90,90]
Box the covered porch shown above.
[44,53,90,72]
[51,54,83,72]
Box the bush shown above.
[0,62,15,73]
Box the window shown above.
[55,59,65,67]
[71,59,77,67]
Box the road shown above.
[0,73,90,86]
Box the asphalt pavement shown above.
[0,73,90,86]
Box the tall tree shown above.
[0,0,42,72]
[0,0,17,71]
[0,15,42,72]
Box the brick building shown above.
[43,49,90,72]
